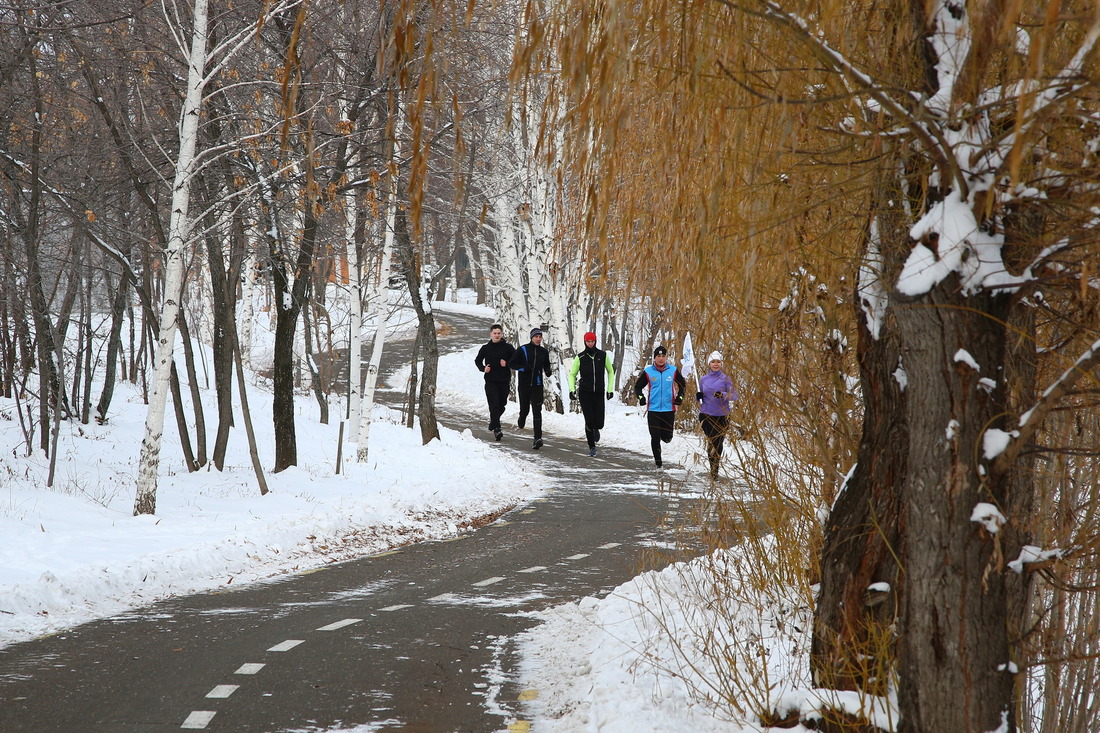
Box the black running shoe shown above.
[494,430,503,441]
[533,438,543,450]
[594,429,601,443]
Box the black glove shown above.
[637,395,645,406]
[606,392,613,401]
[696,391,704,402]
[569,391,577,401]
[674,394,683,406]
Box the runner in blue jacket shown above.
[633,346,687,468]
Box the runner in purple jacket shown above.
[696,351,738,477]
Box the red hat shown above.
[583,332,597,343]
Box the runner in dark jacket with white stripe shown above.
[508,328,553,449]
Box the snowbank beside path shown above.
[0,302,544,647]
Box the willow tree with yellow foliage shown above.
[518,0,1100,730]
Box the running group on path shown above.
[474,325,738,469]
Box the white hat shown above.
[708,351,723,362]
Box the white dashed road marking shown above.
[379,604,413,612]
[518,566,546,573]
[206,685,239,699]
[317,618,362,631]
[235,663,265,675]
[428,593,457,602]
[472,576,505,587]
[565,553,589,560]
[597,543,621,549]
[267,640,305,652]
[181,710,216,729]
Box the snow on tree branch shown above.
[970,502,1006,534]
[1007,545,1063,574]
[991,335,1100,476]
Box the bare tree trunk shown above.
[301,298,329,424]
[195,166,237,470]
[176,309,206,467]
[612,297,629,391]
[79,272,93,424]
[894,281,1016,733]
[21,52,59,454]
[71,285,87,418]
[468,228,487,305]
[395,206,440,444]
[405,329,420,429]
[134,0,209,515]
[46,337,65,487]
[95,271,129,423]
[0,244,15,399]
[229,311,268,495]
[357,144,399,461]
[170,360,199,472]
[812,200,908,693]
[346,184,363,436]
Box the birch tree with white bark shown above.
[134,0,301,514]
[479,40,581,409]
[132,0,211,516]
[357,135,400,461]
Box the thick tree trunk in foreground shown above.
[812,298,905,693]
[895,280,1016,733]
[813,199,910,694]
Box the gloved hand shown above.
[569,391,577,401]
[606,392,613,401]
[696,391,704,402]
[674,394,683,406]
[637,395,645,406]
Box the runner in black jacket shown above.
[508,328,553,449]
[474,324,515,441]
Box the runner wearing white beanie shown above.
[696,352,737,478]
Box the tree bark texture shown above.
[894,281,1016,733]
[813,192,912,693]
[812,293,906,693]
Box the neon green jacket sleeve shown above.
[605,354,616,390]
[568,357,580,391]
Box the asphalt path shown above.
[0,310,707,732]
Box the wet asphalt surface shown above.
[0,311,710,732]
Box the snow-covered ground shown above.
[0,297,816,732]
